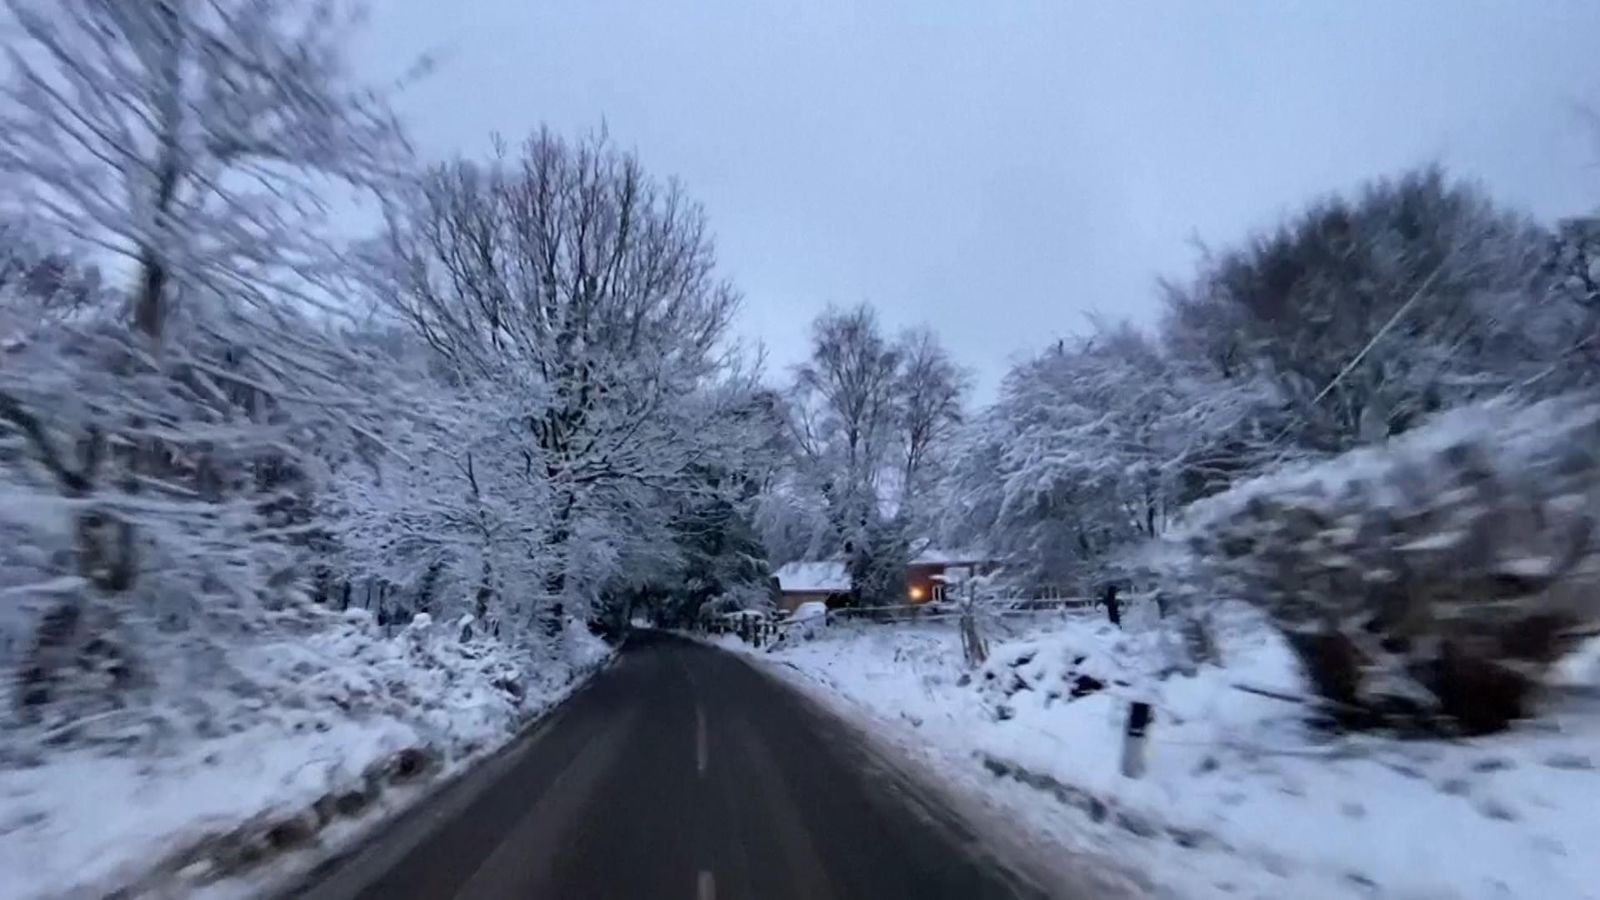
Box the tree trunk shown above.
[134,3,184,342]
[960,607,988,668]
[415,560,444,616]
[475,558,495,622]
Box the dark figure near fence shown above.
[1102,584,1122,629]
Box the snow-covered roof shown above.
[774,560,851,593]
[909,545,990,566]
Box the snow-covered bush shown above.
[236,608,609,761]
[977,637,1120,718]
[972,618,1192,721]
[1166,394,1600,734]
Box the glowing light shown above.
[908,586,925,601]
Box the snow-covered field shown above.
[740,614,1600,899]
[0,610,613,900]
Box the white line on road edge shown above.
[695,704,708,777]
[697,869,716,900]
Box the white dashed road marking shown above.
[695,704,708,777]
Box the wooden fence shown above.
[815,597,1098,626]
[703,596,1105,648]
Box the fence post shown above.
[1121,701,1152,778]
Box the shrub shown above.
[1167,394,1600,734]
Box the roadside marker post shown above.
[1121,701,1152,779]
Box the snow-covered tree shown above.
[1540,216,1600,392]
[0,0,408,338]
[320,343,556,639]
[752,466,838,569]
[1161,167,1553,454]
[945,323,1278,594]
[893,325,968,517]
[778,305,969,605]
[0,218,105,329]
[792,304,903,498]
[941,565,1004,668]
[368,129,751,621]
[0,0,411,740]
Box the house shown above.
[772,546,1001,610]
[772,560,852,614]
[905,546,997,604]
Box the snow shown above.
[1552,637,1600,690]
[787,600,830,623]
[745,616,1600,899]
[908,543,990,566]
[0,612,613,900]
[773,560,851,593]
[0,719,415,899]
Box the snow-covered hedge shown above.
[1164,394,1600,734]
[0,601,607,763]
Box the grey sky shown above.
[359,1,1600,393]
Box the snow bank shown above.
[754,618,1600,899]
[0,718,416,899]
[0,611,612,900]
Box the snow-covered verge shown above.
[0,610,613,900]
[741,617,1600,899]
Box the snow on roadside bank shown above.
[739,619,1600,899]
[0,610,613,900]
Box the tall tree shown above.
[0,0,408,339]
[793,304,903,491]
[893,326,968,512]
[787,305,906,604]
[1162,167,1551,454]
[0,0,409,726]
[370,129,745,616]
[1542,216,1600,392]
[944,322,1283,593]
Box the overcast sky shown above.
[358,1,1600,393]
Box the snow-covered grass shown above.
[744,615,1600,899]
[0,610,613,900]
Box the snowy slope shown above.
[746,618,1600,899]
[0,611,613,900]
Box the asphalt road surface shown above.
[289,630,1089,900]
